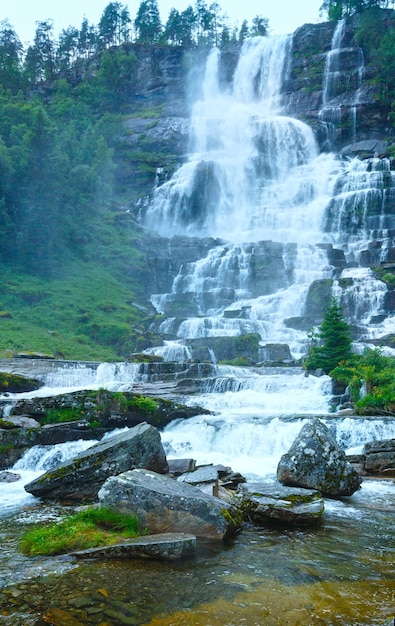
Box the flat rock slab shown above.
[237,481,325,527]
[70,533,196,561]
[178,465,220,484]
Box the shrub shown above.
[330,348,395,415]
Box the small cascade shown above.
[42,361,141,391]
[13,439,96,473]
[332,267,387,328]
[162,411,395,478]
[324,157,395,246]
[319,19,365,148]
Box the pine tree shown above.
[134,0,162,43]
[304,297,352,374]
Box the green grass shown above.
[0,248,152,360]
[20,506,140,556]
[0,206,162,361]
[128,394,158,415]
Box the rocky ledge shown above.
[71,532,196,561]
[362,438,395,475]
[235,482,324,527]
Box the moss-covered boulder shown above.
[99,468,242,540]
[235,481,324,527]
[9,389,208,430]
[24,422,168,503]
[277,418,362,497]
[0,372,42,394]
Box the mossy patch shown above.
[20,506,140,556]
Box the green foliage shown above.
[98,2,131,49]
[0,20,24,93]
[374,266,395,288]
[20,506,140,556]
[128,394,158,415]
[0,419,17,429]
[40,407,86,425]
[353,7,395,101]
[250,16,270,37]
[320,0,393,20]
[331,348,395,414]
[304,298,352,374]
[134,0,162,43]
[219,357,250,366]
[0,372,38,392]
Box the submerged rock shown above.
[0,470,21,483]
[71,532,196,561]
[98,468,242,540]
[277,418,362,497]
[24,422,168,503]
[235,481,324,526]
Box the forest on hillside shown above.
[0,0,270,276]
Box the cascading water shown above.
[319,19,365,148]
[144,35,394,361]
[141,34,395,474]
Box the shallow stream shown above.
[0,475,394,625]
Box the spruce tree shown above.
[305,297,352,374]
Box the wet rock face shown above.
[283,15,395,151]
[363,438,395,475]
[277,418,362,497]
[0,470,21,483]
[99,468,242,540]
[24,423,168,503]
[235,481,325,527]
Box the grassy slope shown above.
[0,216,155,361]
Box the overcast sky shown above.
[3,1,324,46]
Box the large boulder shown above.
[24,422,168,503]
[98,468,242,540]
[363,439,395,475]
[277,419,362,497]
[235,481,324,527]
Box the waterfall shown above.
[144,36,326,242]
[319,19,365,148]
[3,34,394,516]
[162,413,395,478]
[141,33,394,362]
